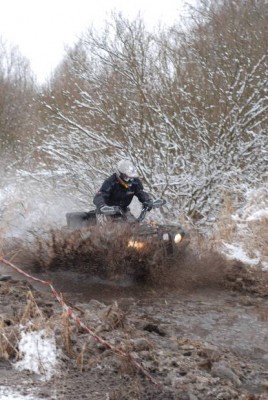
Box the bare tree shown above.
[0,39,38,167]
[39,1,267,223]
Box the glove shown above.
[143,200,153,211]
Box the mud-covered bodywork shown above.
[66,200,189,257]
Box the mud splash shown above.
[1,229,268,399]
[2,225,178,283]
[1,226,268,299]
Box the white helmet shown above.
[117,159,138,181]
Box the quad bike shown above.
[65,199,189,258]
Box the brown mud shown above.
[1,230,268,399]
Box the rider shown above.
[93,159,153,220]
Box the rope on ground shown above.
[0,257,159,386]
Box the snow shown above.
[0,387,40,400]
[14,326,60,381]
[0,325,61,398]
[222,242,260,266]
[219,186,268,270]
[244,208,268,222]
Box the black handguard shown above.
[100,205,114,214]
[143,199,154,211]
[100,205,121,215]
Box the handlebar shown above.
[100,199,166,222]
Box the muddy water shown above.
[137,291,268,363]
[1,263,268,371]
[32,270,268,369]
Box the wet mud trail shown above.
[1,259,268,367]
[41,273,268,397]
[1,247,268,399]
[53,272,268,368]
[31,268,268,382]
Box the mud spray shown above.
[3,223,268,301]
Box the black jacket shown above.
[93,173,150,210]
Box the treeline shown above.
[0,0,267,225]
[0,40,38,151]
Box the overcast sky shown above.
[0,0,192,83]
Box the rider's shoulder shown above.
[100,173,117,189]
[105,173,117,183]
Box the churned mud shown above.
[0,231,268,399]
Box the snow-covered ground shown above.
[0,387,41,400]
[0,326,60,400]
[217,186,268,271]
[15,326,60,381]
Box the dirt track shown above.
[1,245,268,399]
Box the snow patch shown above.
[245,208,268,222]
[219,185,268,270]
[14,327,60,381]
[0,387,40,400]
[222,242,260,266]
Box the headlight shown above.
[174,233,182,244]
[162,233,169,241]
[128,240,145,250]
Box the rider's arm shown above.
[133,178,151,204]
[93,175,115,208]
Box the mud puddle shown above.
[2,263,268,366]
[134,290,268,363]
[1,257,268,398]
[44,269,268,369]
[58,276,268,396]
